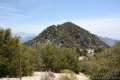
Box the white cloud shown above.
[0,6,25,20]
[0,6,21,12]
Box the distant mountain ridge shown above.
[98,36,118,47]
[13,32,35,42]
[26,22,109,49]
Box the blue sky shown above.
[0,0,120,40]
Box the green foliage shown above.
[0,28,36,77]
[18,45,36,76]
[35,43,80,73]
[0,28,19,77]
[82,43,120,80]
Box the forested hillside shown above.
[26,22,109,48]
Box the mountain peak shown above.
[62,22,80,28]
[62,22,75,25]
[26,22,109,49]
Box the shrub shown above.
[82,43,120,80]
[0,28,36,77]
[35,43,81,73]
